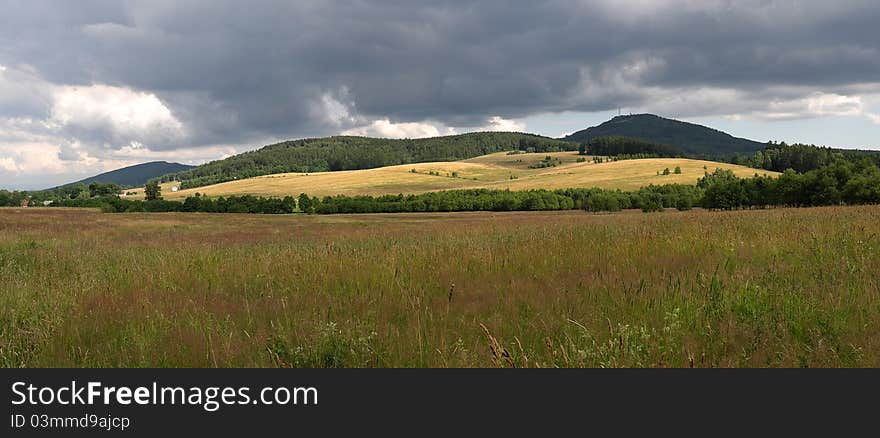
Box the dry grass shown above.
[123,152,776,200]
[1,206,878,368]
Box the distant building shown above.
[171,186,180,192]
[42,200,53,206]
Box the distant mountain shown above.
[563,114,766,156]
[162,132,574,189]
[59,161,195,189]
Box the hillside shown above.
[127,152,776,200]
[161,132,574,189]
[57,161,195,189]
[563,114,766,156]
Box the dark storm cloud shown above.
[1,0,879,147]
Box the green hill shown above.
[57,161,194,189]
[151,115,772,190]
[161,132,574,189]
[563,114,766,156]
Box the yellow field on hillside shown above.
[125,152,777,200]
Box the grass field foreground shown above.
[1,206,878,367]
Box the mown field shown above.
[2,206,878,367]
[124,152,774,200]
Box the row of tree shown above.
[31,185,701,214]
[269,185,703,214]
[51,194,298,214]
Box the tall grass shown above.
[1,206,878,367]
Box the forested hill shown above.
[160,132,574,189]
[57,161,194,189]
[563,114,766,156]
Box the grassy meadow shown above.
[1,206,878,367]
[123,152,774,200]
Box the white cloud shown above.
[0,140,191,189]
[342,118,454,138]
[312,88,360,128]
[0,142,68,175]
[0,156,18,172]
[0,67,271,188]
[326,84,525,138]
[0,68,225,188]
[743,92,880,124]
[49,84,185,145]
[608,84,880,126]
[479,116,525,132]
[341,115,525,139]
[759,93,863,120]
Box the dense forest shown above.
[578,136,682,158]
[741,142,880,173]
[161,132,574,189]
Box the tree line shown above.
[25,185,701,215]
[307,185,702,214]
[50,194,298,214]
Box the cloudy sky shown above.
[1,0,879,189]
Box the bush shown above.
[675,197,693,211]
[585,193,621,212]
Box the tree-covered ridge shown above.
[563,114,766,156]
[161,132,574,189]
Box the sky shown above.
[1,0,879,190]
